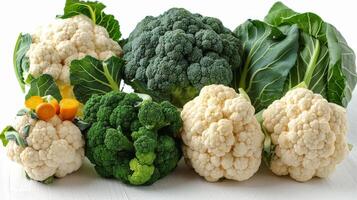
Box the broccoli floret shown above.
[134,135,157,165]
[138,101,165,129]
[94,165,113,178]
[123,8,243,107]
[144,168,161,185]
[118,93,142,107]
[96,106,112,126]
[131,127,157,141]
[86,122,106,147]
[93,145,117,167]
[100,91,126,109]
[160,101,182,134]
[83,94,102,124]
[155,136,181,176]
[130,120,142,132]
[128,158,155,185]
[83,91,182,185]
[113,159,131,183]
[109,105,137,130]
[104,128,133,151]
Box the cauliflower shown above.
[5,114,85,182]
[181,84,264,182]
[262,88,349,182]
[27,15,122,87]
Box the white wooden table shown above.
[1,0,357,199]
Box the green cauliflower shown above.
[123,8,243,107]
[83,91,182,185]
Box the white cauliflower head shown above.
[27,15,123,85]
[263,88,349,182]
[181,84,264,182]
[6,115,85,181]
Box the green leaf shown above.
[264,1,298,26]
[326,24,357,107]
[264,2,356,107]
[17,108,29,116]
[1,126,27,147]
[70,55,124,103]
[234,20,299,112]
[13,33,32,92]
[286,33,330,97]
[58,0,121,41]
[348,143,353,151]
[42,176,55,184]
[73,118,91,132]
[26,74,62,101]
[129,79,167,103]
[0,127,8,146]
[255,111,275,167]
[29,110,39,120]
[23,124,31,137]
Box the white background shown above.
[1,0,357,199]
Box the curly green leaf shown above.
[25,74,62,101]
[58,0,121,41]
[13,33,32,92]
[70,56,124,103]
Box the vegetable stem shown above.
[103,63,119,92]
[82,4,96,23]
[255,110,264,124]
[302,39,320,87]
[255,110,274,167]
[238,88,251,103]
[239,56,251,90]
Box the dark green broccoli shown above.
[104,128,133,151]
[138,101,165,129]
[83,91,182,185]
[123,8,243,107]
[109,105,137,130]
[131,127,157,141]
[160,101,183,135]
[155,135,181,177]
[83,94,102,124]
[134,135,157,165]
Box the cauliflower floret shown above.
[27,15,123,85]
[56,121,84,149]
[20,148,57,181]
[6,141,24,164]
[13,114,36,137]
[181,84,264,182]
[26,121,58,150]
[263,88,349,182]
[6,113,85,182]
[55,149,84,178]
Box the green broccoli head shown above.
[160,101,183,135]
[83,94,102,124]
[134,135,157,165]
[109,105,137,130]
[138,101,166,129]
[155,135,181,176]
[104,128,133,151]
[131,127,157,141]
[123,8,243,107]
[128,158,155,185]
[84,91,182,185]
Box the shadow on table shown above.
[52,157,349,192]
[53,159,99,187]
[135,160,328,192]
